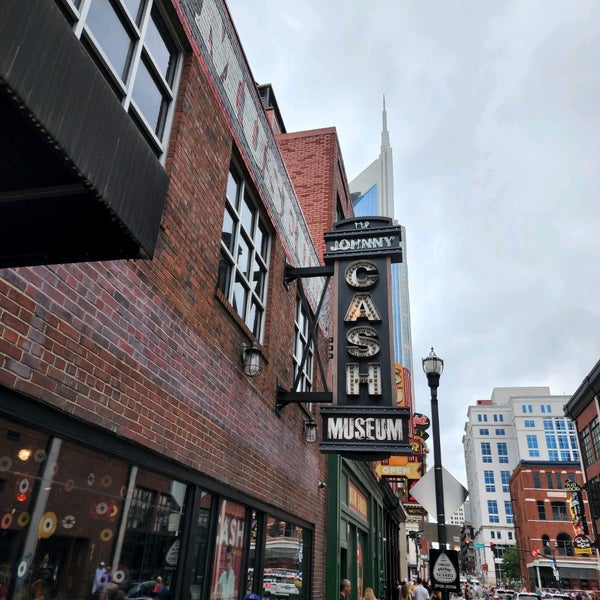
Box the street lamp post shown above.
[423,348,448,600]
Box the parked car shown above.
[265,575,300,598]
[494,588,515,600]
[514,593,541,600]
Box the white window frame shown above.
[218,162,270,341]
[54,0,183,161]
[293,296,314,393]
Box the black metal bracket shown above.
[284,262,334,287]
[276,260,335,413]
[276,381,333,412]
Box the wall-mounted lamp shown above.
[303,418,317,443]
[318,481,327,489]
[241,342,261,377]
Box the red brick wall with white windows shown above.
[0,13,330,599]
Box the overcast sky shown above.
[227,0,600,486]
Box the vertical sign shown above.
[320,217,410,459]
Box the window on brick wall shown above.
[551,501,568,521]
[537,500,546,519]
[54,0,183,159]
[293,296,314,393]
[218,163,271,341]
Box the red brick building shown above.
[564,359,600,553]
[0,2,405,599]
[510,462,598,592]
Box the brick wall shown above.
[0,41,329,568]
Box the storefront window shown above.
[189,491,214,600]
[262,516,305,600]
[0,418,186,600]
[209,499,246,600]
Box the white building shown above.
[449,503,467,526]
[462,387,577,584]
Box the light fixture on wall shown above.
[241,342,261,377]
[303,418,317,443]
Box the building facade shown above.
[0,2,413,600]
[564,358,600,550]
[510,462,597,591]
[463,387,581,586]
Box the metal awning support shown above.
[276,263,335,412]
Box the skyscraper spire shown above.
[381,95,390,150]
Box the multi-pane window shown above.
[55,0,182,157]
[293,296,314,393]
[480,428,490,436]
[551,501,568,521]
[488,500,499,523]
[501,471,510,493]
[484,470,495,492]
[496,429,505,436]
[557,534,574,557]
[533,472,541,488]
[544,417,579,462]
[218,165,270,339]
[525,420,535,428]
[537,500,546,519]
[505,500,514,524]
[527,434,540,457]
[497,442,509,464]
[482,442,492,463]
[581,426,594,467]
[546,472,554,489]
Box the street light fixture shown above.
[422,347,448,600]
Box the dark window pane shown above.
[147,7,178,82]
[86,0,134,79]
[132,57,169,136]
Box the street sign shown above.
[410,467,468,518]
[429,549,460,593]
[474,543,484,548]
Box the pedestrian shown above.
[400,581,413,600]
[152,577,163,595]
[340,579,352,600]
[364,587,378,600]
[92,562,107,596]
[412,578,430,600]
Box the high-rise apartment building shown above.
[463,387,579,585]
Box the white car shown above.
[271,575,300,597]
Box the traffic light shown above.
[531,549,539,557]
[490,541,497,557]
[465,539,471,546]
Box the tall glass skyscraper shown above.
[349,98,415,405]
